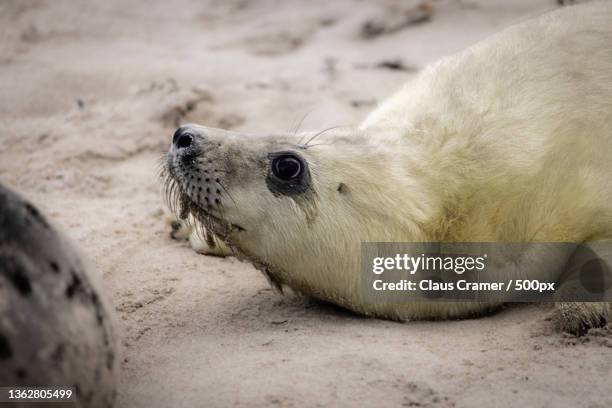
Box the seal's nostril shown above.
[173,126,194,148]
[172,127,185,145]
[176,133,193,149]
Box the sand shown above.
[1,0,611,407]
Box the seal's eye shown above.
[272,155,302,180]
[266,151,310,196]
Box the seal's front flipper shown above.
[167,214,232,257]
[551,302,610,336]
[552,243,612,335]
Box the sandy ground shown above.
[1,0,611,407]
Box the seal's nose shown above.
[173,127,193,149]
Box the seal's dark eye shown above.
[272,155,302,180]
[267,151,310,196]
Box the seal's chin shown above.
[178,192,246,240]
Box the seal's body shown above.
[0,184,116,407]
[164,2,612,334]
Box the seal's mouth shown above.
[181,192,246,237]
[159,163,246,240]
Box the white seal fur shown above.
[163,2,612,335]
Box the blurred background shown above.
[2,1,608,408]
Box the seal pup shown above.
[0,183,117,407]
[162,2,612,335]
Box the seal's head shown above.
[162,123,427,303]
